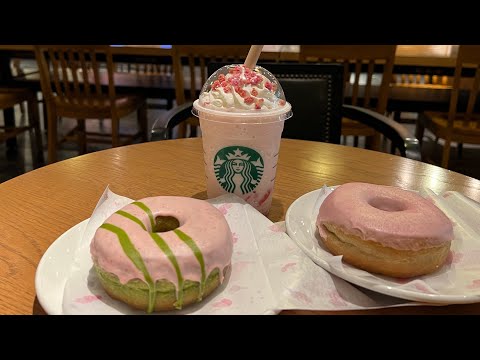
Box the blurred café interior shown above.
[1,44,479,183]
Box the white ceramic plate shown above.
[35,219,89,315]
[285,188,480,304]
[35,213,279,315]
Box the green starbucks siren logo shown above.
[214,146,264,195]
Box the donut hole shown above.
[367,196,407,212]
[153,216,180,233]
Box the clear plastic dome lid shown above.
[194,64,290,114]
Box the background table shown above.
[1,138,479,314]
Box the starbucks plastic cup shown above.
[192,64,292,215]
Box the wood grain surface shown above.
[1,138,479,314]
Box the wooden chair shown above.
[0,87,44,166]
[171,45,251,137]
[299,45,397,150]
[417,45,480,168]
[34,45,148,163]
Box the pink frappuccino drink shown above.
[192,64,292,215]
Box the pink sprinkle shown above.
[213,298,232,308]
[75,295,103,304]
[229,78,241,86]
[231,66,242,75]
[251,88,258,96]
[251,75,262,85]
[244,96,254,105]
[232,232,239,244]
[281,262,297,272]
[265,81,273,91]
[212,80,221,90]
[467,279,480,289]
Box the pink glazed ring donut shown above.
[91,196,233,313]
[316,182,454,278]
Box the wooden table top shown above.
[1,138,479,315]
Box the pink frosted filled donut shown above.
[91,196,233,312]
[316,182,454,278]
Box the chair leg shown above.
[415,113,426,145]
[177,122,187,138]
[77,119,87,154]
[27,95,45,167]
[190,124,197,138]
[47,107,58,164]
[137,100,148,142]
[365,132,381,151]
[111,114,120,147]
[441,138,452,168]
[457,143,463,159]
[393,111,401,122]
[353,136,359,147]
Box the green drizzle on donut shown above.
[173,229,206,300]
[107,201,209,312]
[132,201,155,230]
[149,233,185,309]
[100,223,156,313]
[116,210,147,230]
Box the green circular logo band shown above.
[214,146,264,195]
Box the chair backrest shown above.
[208,62,344,143]
[35,45,117,108]
[299,45,396,114]
[447,45,480,129]
[172,45,251,105]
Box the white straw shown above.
[244,45,264,69]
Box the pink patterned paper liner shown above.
[229,285,248,293]
[445,250,463,265]
[281,262,297,272]
[234,261,255,272]
[268,223,286,233]
[287,289,312,305]
[217,203,233,215]
[413,282,433,293]
[232,232,239,244]
[75,295,103,304]
[212,298,232,308]
[454,250,480,267]
[467,279,480,289]
[329,291,348,307]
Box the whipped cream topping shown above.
[199,65,286,111]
